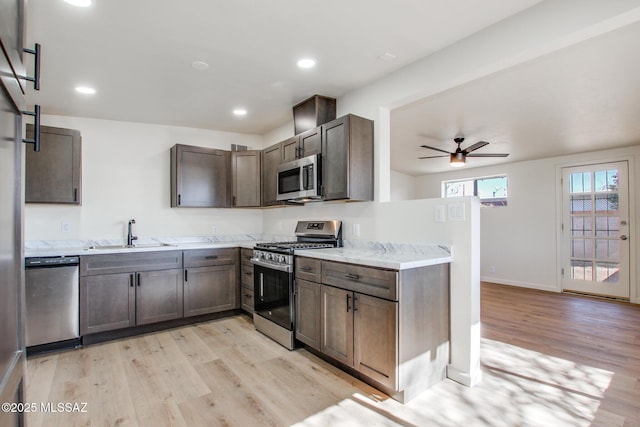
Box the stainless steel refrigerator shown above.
[0,1,27,426]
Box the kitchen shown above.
[3,0,640,426]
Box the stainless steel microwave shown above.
[276,154,321,202]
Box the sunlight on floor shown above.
[293,338,615,427]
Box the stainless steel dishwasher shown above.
[25,256,80,349]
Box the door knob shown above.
[620,235,628,241]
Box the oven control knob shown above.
[278,255,284,263]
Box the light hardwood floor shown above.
[26,282,640,426]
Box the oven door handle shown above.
[251,258,293,273]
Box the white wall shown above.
[411,145,640,303]
[25,115,265,241]
[390,170,416,202]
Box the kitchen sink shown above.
[85,243,175,250]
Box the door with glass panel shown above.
[561,162,630,299]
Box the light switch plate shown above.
[448,203,465,221]
[435,205,445,222]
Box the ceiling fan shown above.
[419,136,509,167]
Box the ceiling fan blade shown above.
[466,153,509,158]
[418,154,449,159]
[463,141,489,153]
[420,144,451,155]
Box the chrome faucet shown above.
[127,219,138,246]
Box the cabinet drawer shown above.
[321,261,398,300]
[241,264,254,289]
[80,251,183,276]
[240,248,254,267]
[241,288,254,314]
[296,257,321,283]
[184,248,238,268]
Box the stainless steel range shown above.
[252,220,342,349]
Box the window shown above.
[443,175,508,206]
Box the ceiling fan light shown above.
[450,152,466,167]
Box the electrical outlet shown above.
[489,265,496,274]
[61,222,71,233]
[352,223,360,237]
[211,225,217,234]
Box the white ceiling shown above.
[25,0,542,135]
[24,1,640,178]
[391,20,640,175]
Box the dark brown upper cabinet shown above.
[282,127,322,163]
[321,114,373,202]
[231,150,261,207]
[25,124,82,204]
[261,142,284,207]
[170,144,231,208]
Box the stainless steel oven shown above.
[251,220,342,349]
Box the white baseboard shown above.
[480,276,559,293]
[446,365,483,387]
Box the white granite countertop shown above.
[23,235,286,258]
[296,242,452,270]
[25,237,451,271]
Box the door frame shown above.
[555,155,637,303]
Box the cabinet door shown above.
[321,115,373,202]
[321,116,349,200]
[232,150,260,207]
[136,269,184,325]
[354,293,397,389]
[321,285,353,366]
[281,136,299,163]
[25,125,82,204]
[295,279,321,350]
[171,144,231,207]
[184,264,237,317]
[262,143,283,206]
[80,273,135,335]
[299,127,322,158]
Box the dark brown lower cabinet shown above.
[80,273,135,335]
[183,264,237,317]
[80,268,183,334]
[240,248,254,314]
[294,257,449,403]
[136,269,184,324]
[183,248,239,317]
[295,278,322,350]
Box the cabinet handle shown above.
[244,271,252,276]
[23,43,41,90]
[129,273,134,287]
[300,266,312,272]
[178,194,181,206]
[345,273,360,280]
[184,269,188,282]
[353,294,358,312]
[21,105,41,152]
[346,294,351,312]
[205,255,218,260]
[233,196,236,206]
[73,188,78,202]
[137,273,141,286]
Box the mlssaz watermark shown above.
[2,402,88,413]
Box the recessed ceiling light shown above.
[233,108,247,116]
[64,0,92,7]
[75,86,96,95]
[191,61,209,71]
[297,58,316,69]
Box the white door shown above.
[561,161,630,299]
